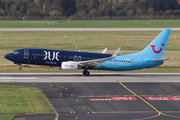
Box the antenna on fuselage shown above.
[75,46,81,52]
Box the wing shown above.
[77,47,121,67]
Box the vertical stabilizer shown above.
[141,29,171,59]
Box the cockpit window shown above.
[12,51,19,54]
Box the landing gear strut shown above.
[18,64,22,70]
[83,70,90,76]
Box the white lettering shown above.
[44,51,59,61]
[44,51,47,60]
[56,52,59,61]
[48,51,51,60]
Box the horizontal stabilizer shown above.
[150,58,172,62]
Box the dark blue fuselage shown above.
[5,48,112,68]
[4,48,163,71]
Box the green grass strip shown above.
[0,20,180,28]
[0,115,14,120]
[0,84,54,114]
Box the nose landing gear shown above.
[14,63,22,70]
[19,64,22,70]
[19,66,22,70]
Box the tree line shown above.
[0,0,180,17]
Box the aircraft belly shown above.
[12,57,27,64]
[93,62,134,71]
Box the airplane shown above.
[4,29,172,76]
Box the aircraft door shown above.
[24,49,29,59]
[137,58,141,67]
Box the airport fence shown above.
[0,15,180,20]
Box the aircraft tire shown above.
[83,71,90,76]
[85,71,90,76]
[19,67,22,70]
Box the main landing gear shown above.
[83,70,90,76]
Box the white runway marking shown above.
[0,77,37,80]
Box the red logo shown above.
[151,43,164,53]
[145,97,180,101]
[89,97,137,101]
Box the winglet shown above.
[112,47,121,58]
[102,48,108,53]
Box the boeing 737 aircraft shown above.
[4,29,172,76]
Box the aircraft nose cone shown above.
[4,54,7,59]
[4,53,10,60]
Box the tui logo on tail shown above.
[151,43,164,53]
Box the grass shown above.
[1,20,180,28]
[0,115,14,120]
[0,84,54,114]
[0,31,180,72]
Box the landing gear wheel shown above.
[83,70,90,76]
[19,67,22,70]
[85,71,90,76]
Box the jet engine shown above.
[61,62,78,71]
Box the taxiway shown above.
[1,73,180,120]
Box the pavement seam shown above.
[86,83,116,111]
[70,83,96,112]
[39,89,59,120]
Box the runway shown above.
[0,73,179,83]
[0,28,180,31]
[1,73,180,120]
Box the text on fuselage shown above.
[44,51,59,61]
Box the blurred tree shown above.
[0,0,179,17]
[60,0,75,16]
[27,8,41,16]
[148,7,154,16]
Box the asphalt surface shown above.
[14,114,55,120]
[3,80,180,120]
[1,28,180,31]
[0,73,180,82]
[1,73,180,120]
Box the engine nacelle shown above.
[61,62,78,71]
